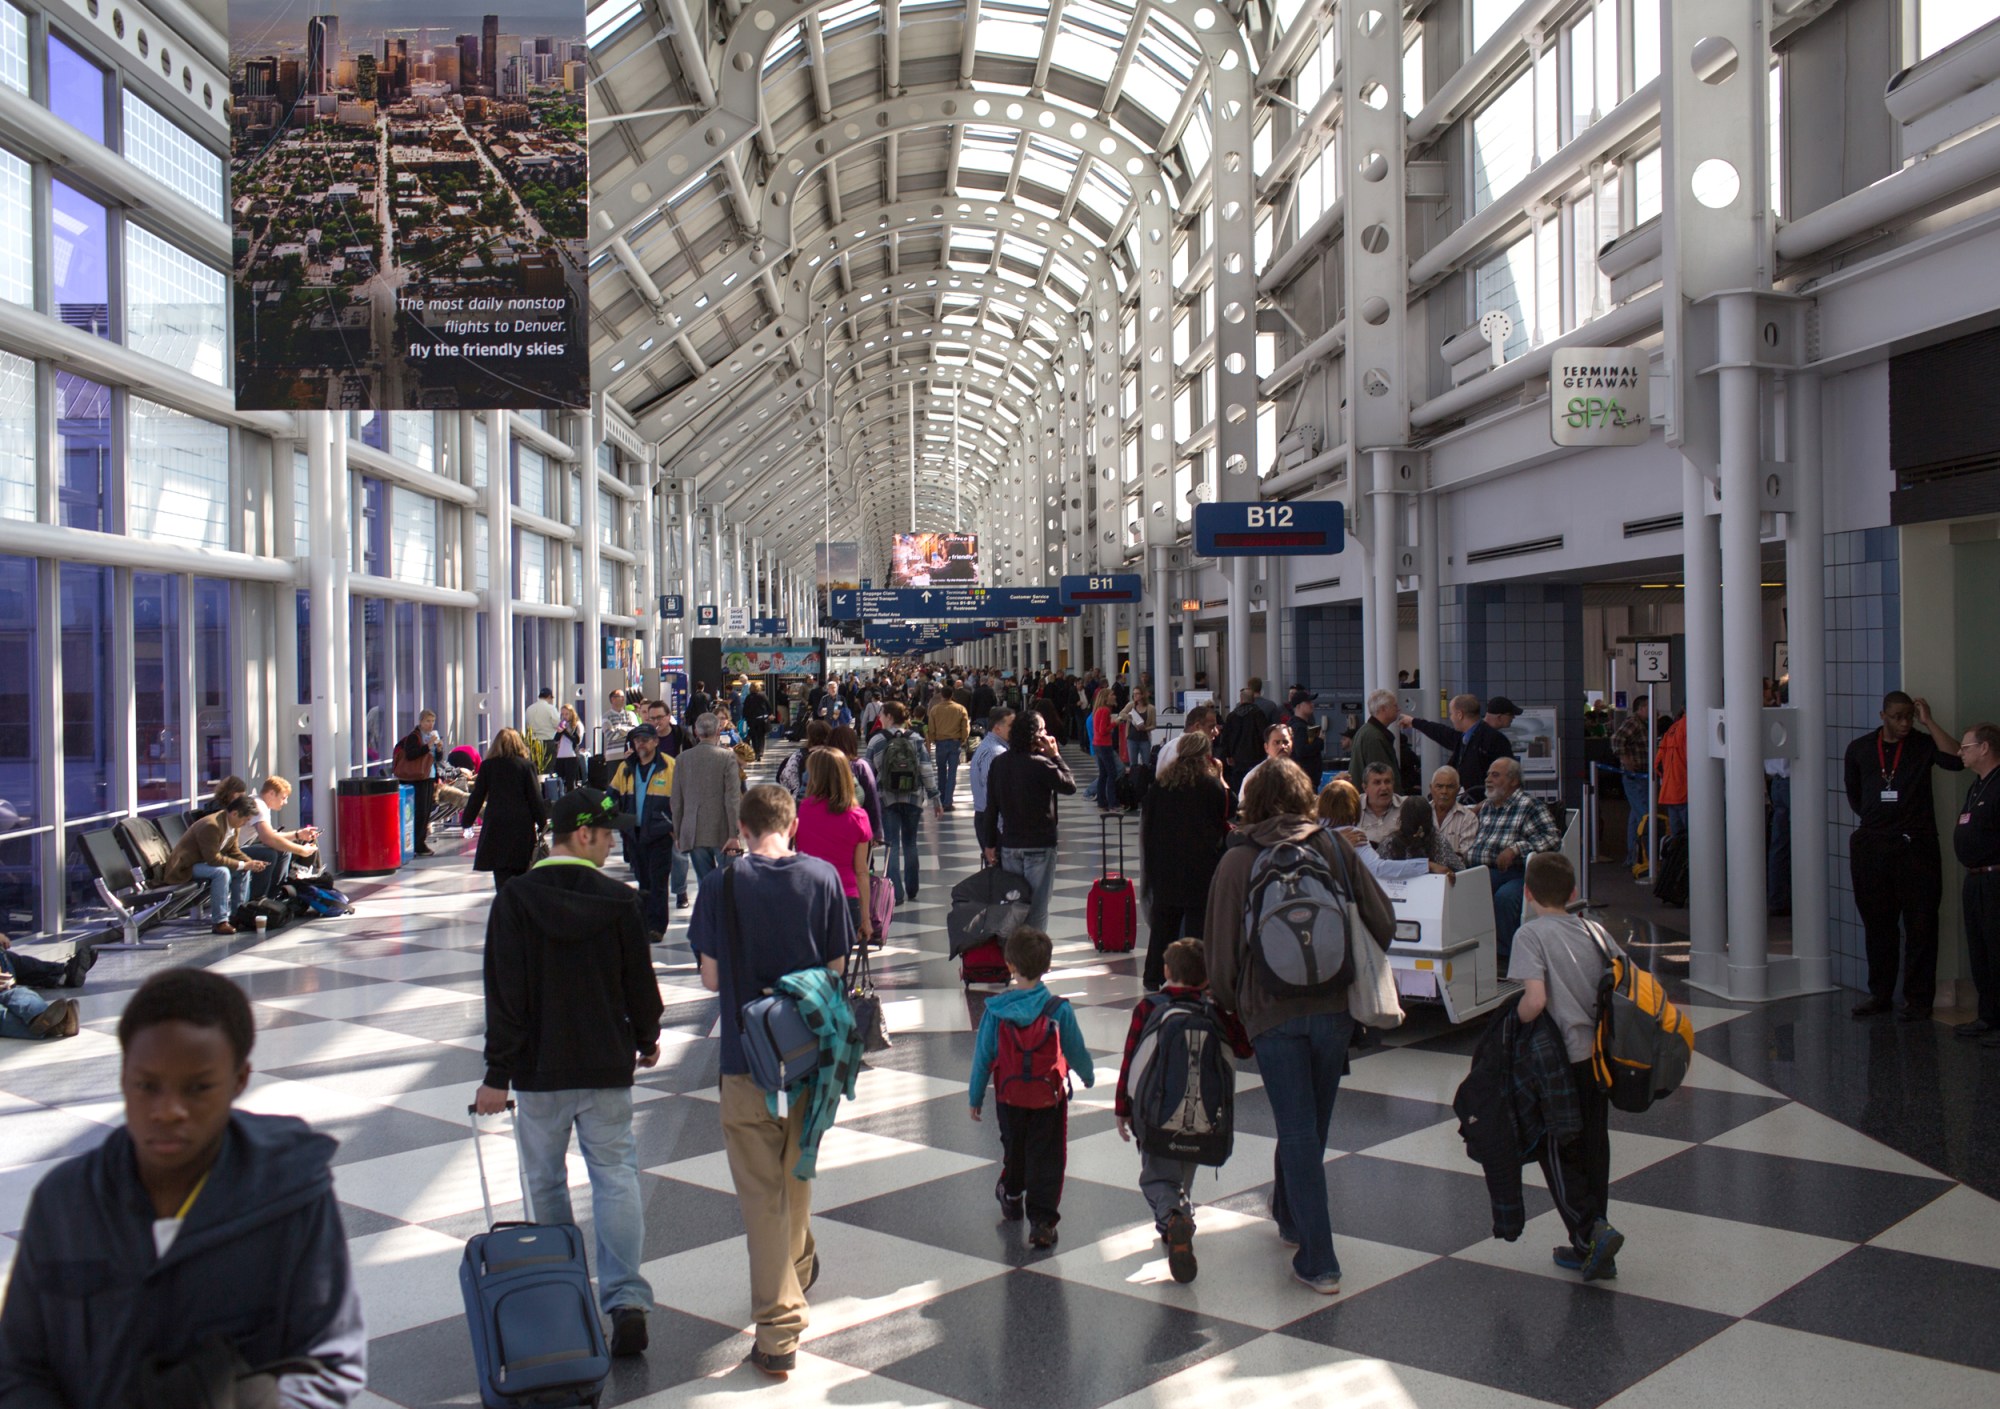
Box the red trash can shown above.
[337,778,403,876]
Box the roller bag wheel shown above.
[960,938,1011,986]
[461,1105,611,1409]
[1087,814,1138,953]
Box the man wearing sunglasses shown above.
[476,788,666,1359]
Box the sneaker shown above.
[746,1346,796,1380]
[608,1307,648,1357]
[1164,1210,1198,1284]
[1028,1220,1059,1250]
[1581,1220,1625,1282]
[995,1176,1025,1222]
[1291,1267,1341,1295]
[1553,1244,1619,1279]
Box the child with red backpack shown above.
[968,927,1096,1249]
[1114,939,1251,1284]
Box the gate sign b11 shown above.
[1059,574,1143,605]
[1193,501,1345,557]
[1550,347,1649,447]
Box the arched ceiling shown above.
[585,0,1246,571]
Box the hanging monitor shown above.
[890,532,980,587]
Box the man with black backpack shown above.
[1114,939,1251,1284]
[864,702,940,904]
[1203,759,1394,1295]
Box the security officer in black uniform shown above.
[1844,691,1962,1020]
[1953,722,2000,1047]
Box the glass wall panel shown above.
[296,590,312,824]
[421,604,443,724]
[0,5,23,95]
[394,601,417,737]
[45,32,104,143]
[293,449,310,554]
[130,397,228,547]
[1469,71,1533,214]
[0,832,38,936]
[475,512,489,589]
[56,375,113,532]
[193,578,232,788]
[133,572,183,808]
[516,443,547,516]
[0,555,39,829]
[359,476,387,576]
[0,146,28,309]
[355,598,388,769]
[0,350,31,521]
[125,223,229,386]
[517,529,547,603]
[390,487,437,584]
[51,181,110,339]
[60,563,113,819]
[390,412,436,471]
[122,90,226,216]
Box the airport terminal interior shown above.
[3,0,2000,1404]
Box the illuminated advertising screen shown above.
[890,532,979,586]
[230,2,590,410]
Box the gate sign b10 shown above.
[1059,574,1143,605]
[1193,501,1345,557]
[1550,347,1649,447]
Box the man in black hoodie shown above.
[0,967,367,1406]
[476,788,667,1358]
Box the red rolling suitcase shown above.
[960,938,1011,986]
[1088,813,1138,953]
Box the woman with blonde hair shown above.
[462,727,547,890]
[552,704,585,792]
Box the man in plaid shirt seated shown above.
[1466,757,1561,966]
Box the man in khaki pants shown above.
[688,785,853,1379]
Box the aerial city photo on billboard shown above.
[229,3,590,411]
[889,532,980,587]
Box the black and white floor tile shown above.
[3,740,2000,1407]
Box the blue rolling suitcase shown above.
[461,1105,611,1408]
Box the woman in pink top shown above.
[794,749,877,944]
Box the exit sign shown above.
[1193,501,1345,556]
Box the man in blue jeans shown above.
[865,702,940,903]
[1608,697,1652,874]
[1201,759,1395,1293]
[982,708,1075,932]
[476,788,666,1358]
[672,713,743,895]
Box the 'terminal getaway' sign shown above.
[1549,347,1650,447]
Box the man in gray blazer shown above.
[670,713,743,890]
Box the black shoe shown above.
[746,1346,796,1379]
[414,847,434,857]
[996,1176,1025,1222]
[1164,1209,1197,1284]
[802,1253,821,1293]
[61,953,89,989]
[1850,997,1893,1018]
[608,1307,648,1357]
[1028,1220,1058,1249]
[1898,1006,1933,1023]
[675,893,690,908]
[1954,1019,1995,1039]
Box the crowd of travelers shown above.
[2,651,1995,1407]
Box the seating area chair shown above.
[75,829,202,951]
[155,811,190,848]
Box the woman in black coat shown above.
[1138,729,1233,992]
[460,727,546,890]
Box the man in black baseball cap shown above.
[475,785,665,1358]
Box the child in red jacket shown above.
[1114,939,1252,1284]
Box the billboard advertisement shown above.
[722,645,825,677]
[890,532,979,586]
[230,4,590,411]
[815,541,859,618]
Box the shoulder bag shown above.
[1334,838,1404,1029]
[725,864,822,1096]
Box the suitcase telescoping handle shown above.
[468,1101,518,1228]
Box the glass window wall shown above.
[193,579,232,789]
[125,223,229,386]
[0,351,31,521]
[0,145,28,309]
[59,563,113,824]
[390,487,438,585]
[46,32,105,143]
[133,572,183,808]
[121,90,226,217]
[56,375,113,533]
[130,397,229,548]
[0,5,23,95]
[51,181,110,339]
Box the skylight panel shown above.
[977,3,1045,60]
[586,0,642,45]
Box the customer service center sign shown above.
[230,2,590,411]
[1550,347,1650,447]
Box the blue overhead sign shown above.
[695,603,719,627]
[1193,501,1345,557]
[1059,573,1144,605]
[750,616,789,636]
[658,594,685,620]
[828,586,1074,621]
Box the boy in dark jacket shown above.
[0,967,366,1406]
[1114,939,1251,1284]
[968,927,1096,1251]
[476,788,667,1357]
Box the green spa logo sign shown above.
[1549,348,1651,447]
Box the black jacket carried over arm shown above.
[1454,994,1580,1242]
[982,747,1077,850]
[461,755,547,874]
[483,859,666,1092]
[0,1113,367,1408]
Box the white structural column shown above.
[1718,293,1769,996]
[306,412,348,844]
[1416,487,1443,769]
[1344,5,1412,693]
[1788,372,1831,990]
[576,414,602,705]
[1208,19,1258,696]
[482,409,513,731]
[1264,556,1286,695]
[1228,560,1252,696]
[679,480,698,647]
[1682,457,1728,980]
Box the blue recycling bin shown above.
[398,783,416,858]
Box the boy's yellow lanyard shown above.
[174,1170,210,1222]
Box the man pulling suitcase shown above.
[475,788,665,1363]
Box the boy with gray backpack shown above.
[1115,939,1252,1283]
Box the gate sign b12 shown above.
[1193,501,1345,557]
[1059,574,1143,605]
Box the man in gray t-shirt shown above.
[1507,852,1625,1282]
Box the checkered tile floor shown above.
[5,739,2000,1407]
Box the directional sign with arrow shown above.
[828,586,1074,621]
